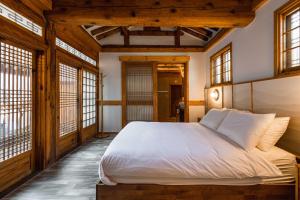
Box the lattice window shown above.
[58,63,78,137]
[0,3,42,36]
[56,38,97,66]
[275,2,300,74]
[211,44,232,86]
[82,70,96,128]
[0,42,33,162]
[285,9,300,69]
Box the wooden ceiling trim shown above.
[55,24,101,59]
[119,55,190,62]
[91,26,118,36]
[144,27,161,31]
[96,27,121,40]
[188,27,213,37]
[20,0,52,17]
[1,0,45,25]
[252,0,269,11]
[181,27,209,41]
[84,25,94,29]
[123,30,184,37]
[204,28,232,51]
[48,1,255,27]
[102,45,204,52]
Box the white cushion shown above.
[257,117,290,152]
[200,108,230,130]
[217,111,276,150]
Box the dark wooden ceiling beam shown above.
[122,30,184,36]
[175,27,181,47]
[204,28,232,51]
[48,0,255,27]
[144,27,161,31]
[181,27,209,41]
[91,26,118,36]
[84,25,94,29]
[96,27,121,40]
[188,27,213,37]
[101,45,204,52]
[121,27,130,46]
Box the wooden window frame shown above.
[275,1,300,76]
[210,43,232,86]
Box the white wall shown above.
[99,52,206,132]
[205,0,288,87]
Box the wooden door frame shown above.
[120,56,190,127]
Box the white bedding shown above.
[99,122,283,185]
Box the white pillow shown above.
[257,117,290,152]
[200,108,230,130]
[217,111,276,150]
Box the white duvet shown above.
[99,122,282,185]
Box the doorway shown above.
[157,64,185,122]
[120,56,189,126]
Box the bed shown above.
[97,117,297,200]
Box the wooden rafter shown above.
[188,27,213,37]
[121,30,184,36]
[96,27,121,40]
[48,0,255,27]
[91,26,118,36]
[204,28,232,51]
[181,27,209,41]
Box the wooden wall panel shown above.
[0,152,32,192]
[82,125,97,143]
[253,76,300,156]
[232,83,252,111]
[56,133,78,158]
[223,85,232,109]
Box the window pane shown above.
[285,10,300,69]
[0,42,32,161]
[82,71,96,128]
[59,63,78,136]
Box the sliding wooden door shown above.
[56,55,80,158]
[122,62,157,127]
[81,70,97,142]
[0,41,35,191]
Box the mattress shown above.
[99,122,295,185]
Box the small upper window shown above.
[0,3,42,36]
[275,1,300,75]
[210,43,232,86]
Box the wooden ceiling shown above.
[82,25,224,52]
[44,0,267,52]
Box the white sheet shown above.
[99,122,282,185]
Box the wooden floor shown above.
[2,136,114,200]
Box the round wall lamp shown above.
[210,89,220,101]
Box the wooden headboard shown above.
[205,76,300,156]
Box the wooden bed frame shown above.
[96,182,295,200]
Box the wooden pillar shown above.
[44,21,57,168]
